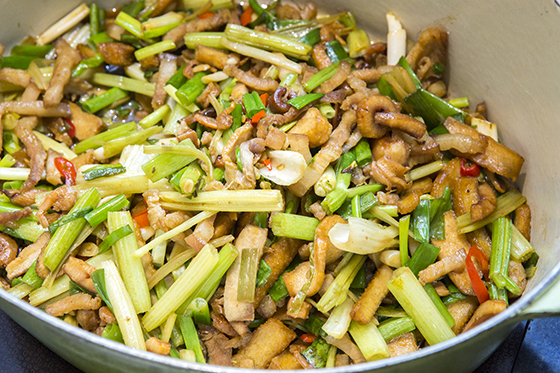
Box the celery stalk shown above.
[142,244,219,331]
[386,267,456,346]
[160,190,284,212]
[349,320,390,361]
[43,188,101,271]
[101,260,146,351]
[108,211,151,313]
[93,73,156,96]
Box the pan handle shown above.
[514,273,560,320]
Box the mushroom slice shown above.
[259,150,306,186]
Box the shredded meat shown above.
[37,186,77,227]
[0,207,33,225]
[6,232,49,280]
[0,233,17,268]
[397,177,432,214]
[370,155,411,193]
[99,306,115,325]
[312,43,332,70]
[69,102,106,141]
[224,65,279,92]
[196,44,231,70]
[418,249,467,285]
[387,332,418,357]
[76,309,100,331]
[45,148,64,185]
[356,95,400,138]
[462,300,507,333]
[288,107,332,148]
[14,117,46,193]
[406,28,448,84]
[514,203,531,241]
[152,53,177,109]
[351,265,393,324]
[320,60,351,93]
[97,42,135,66]
[3,189,41,207]
[351,68,381,84]
[196,82,221,108]
[374,112,427,139]
[0,68,31,87]
[46,293,102,317]
[63,257,97,294]
[202,330,232,366]
[44,39,81,107]
[0,101,71,117]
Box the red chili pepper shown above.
[263,158,272,171]
[251,110,266,124]
[63,118,76,138]
[132,208,150,228]
[240,7,253,26]
[460,158,481,177]
[199,12,214,19]
[466,246,490,303]
[259,93,269,107]
[54,157,77,186]
[300,333,316,343]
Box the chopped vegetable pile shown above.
[0,0,537,368]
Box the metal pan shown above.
[1,0,559,372]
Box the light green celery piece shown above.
[160,190,284,212]
[108,211,151,314]
[348,320,390,361]
[102,260,146,351]
[184,32,225,49]
[386,267,456,346]
[142,244,219,331]
[139,104,170,129]
[102,126,162,158]
[42,188,101,271]
[317,255,366,313]
[93,73,156,96]
[135,40,176,61]
[164,102,190,135]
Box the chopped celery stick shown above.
[225,24,312,59]
[301,337,330,368]
[256,260,272,287]
[299,28,321,47]
[347,29,370,58]
[406,242,440,277]
[322,297,354,339]
[48,207,93,235]
[325,40,348,63]
[10,45,53,57]
[159,189,284,212]
[74,122,136,154]
[6,282,34,299]
[378,316,416,341]
[237,248,260,302]
[93,73,156,96]
[143,244,219,331]
[102,323,124,343]
[349,320,390,361]
[303,61,340,92]
[220,37,302,74]
[22,261,43,289]
[89,3,104,37]
[270,213,319,241]
[144,142,212,182]
[91,32,113,45]
[121,1,144,17]
[423,283,455,327]
[184,32,225,49]
[43,188,101,271]
[82,87,129,114]
[135,211,216,258]
[101,260,146,350]
[186,298,211,325]
[82,164,126,181]
[135,40,176,61]
[102,126,162,158]
[141,140,196,182]
[176,72,208,107]
[97,225,134,254]
[72,54,104,78]
[139,104,170,129]
[317,254,366,313]
[164,101,189,134]
[108,211,151,313]
[399,215,411,266]
[84,194,129,228]
[176,243,237,315]
[280,73,297,87]
[147,248,197,289]
[0,56,37,70]
[33,130,77,160]
[179,315,205,363]
[151,229,167,268]
[408,160,445,181]
[397,56,422,89]
[182,0,234,11]
[489,217,520,294]
[287,92,324,109]
[115,11,148,40]
[510,224,535,262]
[386,267,455,346]
[457,190,527,234]
[449,97,470,108]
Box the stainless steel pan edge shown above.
[1,0,560,372]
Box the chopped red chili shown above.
[240,7,253,26]
[54,157,77,186]
[63,118,76,138]
[251,110,266,124]
[300,333,316,343]
[199,12,214,19]
[460,158,481,177]
[466,246,489,303]
[263,158,272,171]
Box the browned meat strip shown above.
[44,39,81,107]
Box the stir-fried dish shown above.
[0,0,538,368]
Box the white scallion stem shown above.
[36,4,90,45]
